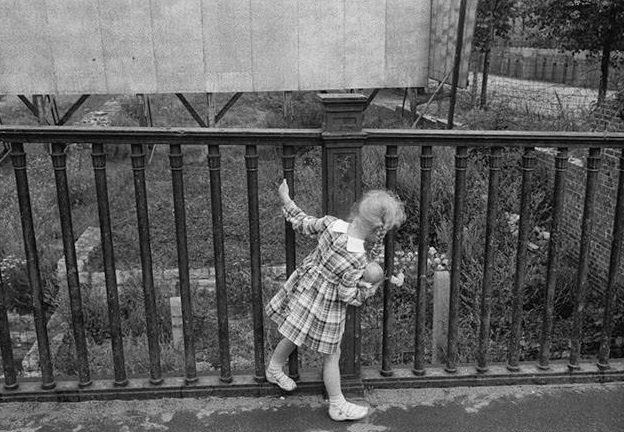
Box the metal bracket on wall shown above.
[17,94,90,126]
[175,92,244,127]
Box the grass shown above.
[0,94,118,127]
[1,90,622,379]
[85,91,409,273]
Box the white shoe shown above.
[266,368,297,392]
[328,401,369,421]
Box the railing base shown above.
[0,369,362,403]
[1,360,623,403]
[362,360,624,389]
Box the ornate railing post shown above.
[318,93,367,378]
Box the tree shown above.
[531,0,624,104]
[473,0,516,108]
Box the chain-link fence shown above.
[417,46,624,133]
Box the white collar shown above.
[331,220,365,253]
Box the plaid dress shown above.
[266,200,375,354]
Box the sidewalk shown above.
[1,382,622,431]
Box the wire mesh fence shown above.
[417,46,624,133]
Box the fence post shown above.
[432,270,451,364]
[318,93,367,379]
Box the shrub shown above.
[6,89,620,377]
[83,337,185,378]
[0,256,31,314]
[72,275,172,345]
[358,142,579,365]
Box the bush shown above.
[6,89,620,377]
[0,256,31,314]
[83,337,184,378]
[74,275,172,346]
[358,142,582,365]
[464,106,516,130]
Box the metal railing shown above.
[1,94,624,402]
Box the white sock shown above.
[329,394,346,407]
[267,359,284,374]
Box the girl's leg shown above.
[270,338,297,366]
[323,348,368,421]
[266,338,297,391]
[323,348,342,399]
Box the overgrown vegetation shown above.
[356,143,614,366]
[1,90,622,379]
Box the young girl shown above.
[265,179,405,421]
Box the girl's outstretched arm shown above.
[279,179,335,237]
[338,270,380,307]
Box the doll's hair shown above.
[363,261,384,284]
[351,189,406,231]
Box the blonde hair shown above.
[351,189,406,231]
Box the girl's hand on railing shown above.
[389,272,405,287]
[278,179,292,204]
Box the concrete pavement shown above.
[1,383,623,431]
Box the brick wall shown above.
[537,148,622,291]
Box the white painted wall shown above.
[0,0,475,94]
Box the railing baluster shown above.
[50,142,91,388]
[207,144,232,383]
[130,143,162,384]
[4,123,624,403]
[413,145,432,376]
[598,148,624,370]
[507,147,536,371]
[476,146,502,373]
[91,143,128,387]
[245,144,265,383]
[569,147,601,369]
[539,147,568,370]
[10,142,55,390]
[168,144,197,384]
[282,145,299,380]
[446,146,468,373]
[0,267,18,389]
[381,145,398,376]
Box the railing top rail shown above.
[0,126,322,146]
[364,129,624,148]
[1,125,624,148]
